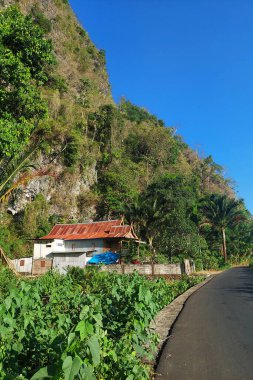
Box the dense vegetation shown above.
[0,267,202,379]
[0,1,252,268]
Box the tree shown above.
[0,6,55,160]
[0,6,55,201]
[225,218,253,263]
[125,174,200,261]
[200,194,247,262]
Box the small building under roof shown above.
[33,220,138,274]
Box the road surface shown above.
[156,267,253,380]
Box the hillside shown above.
[1,0,248,267]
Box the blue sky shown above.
[69,0,253,212]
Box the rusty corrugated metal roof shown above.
[39,220,138,240]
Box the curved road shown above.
[156,267,253,380]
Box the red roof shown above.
[39,220,138,241]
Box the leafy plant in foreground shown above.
[0,268,203,379]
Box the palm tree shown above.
[200,194,247,262]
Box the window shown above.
[20,260,25,267]
[46,244,51,248]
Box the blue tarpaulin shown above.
[88,251,119,265]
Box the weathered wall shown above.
[100,263,184,275]
[33,240,54,259]
[11,257,33,274]
[33,238,105,259]
[184,259,195,275]
[52,252,88,274]
[100,260,195,275]
[32,258,53,275]
[64,239,104,255]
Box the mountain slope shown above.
[0,0,235,261]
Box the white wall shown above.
[64,239,104,254]
[33,239,105,259]
[11,257,33,274]
[33,240,55,259]
[52,252,91,274]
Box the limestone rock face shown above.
[8,153,98,220]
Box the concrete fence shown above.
[11,257,195,276]
[100,259,195,276]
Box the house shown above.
[32,220,138,274]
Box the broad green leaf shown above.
[87,336,100,366]
[79,364,96,380]
[18,329,25,340]
[12,342,23,353]
[62,356,82,380]
[4,297,12,311]
[31,364,61,380]
[75,320,86,340]
[79,305,89,319]
[67,332,76,346]
[30,367,52,380]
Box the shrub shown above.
[31,6,52,33]
[47,74,68,93]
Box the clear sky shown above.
[69,0,253,213]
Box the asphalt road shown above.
[156,267,253,380]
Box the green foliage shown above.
[226,220,253,262]
[126,174,199,256]
[76,25,87,38]
[0,6,55,160]
[199,194,248,261]
[0,6,55,83]
[0,225,12,256]
[63,131,83,167]
[200,194,246,230]
[21,194,51,239]
[124,123,178,168]
[88,104,122,151]
[120,99,164,127]
[47,74,68,93]
[0,265,16,298]
[0,269,203,379]
[0,223,27,259]
[98,49,106,65]
[97,159,139,218]
[77,191,99,215]
[76,78,93,108]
